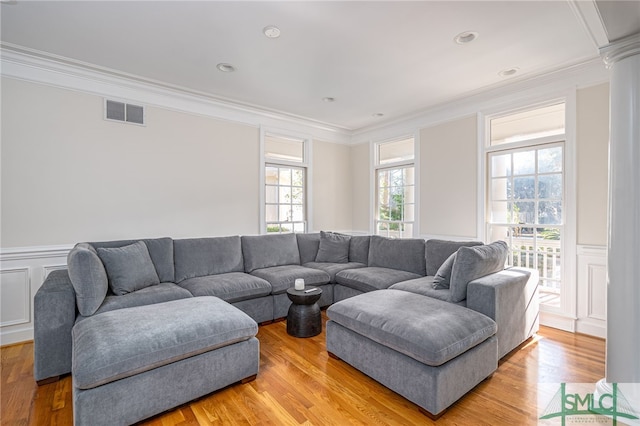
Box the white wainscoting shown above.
[0,245,71,345]
[576,245,607,338]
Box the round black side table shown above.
[286,287,323,338]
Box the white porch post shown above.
[600,33,640,384]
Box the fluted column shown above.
[600,33,640,384]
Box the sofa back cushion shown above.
[296,233,320,264]
[90,237,175,283]
[316,231,351,263]
[425,239,484,276]
[349,235,370,265]
[367,235,426,276]
[449,240,508,303]
[96,241,161,296]
[174,236,244,282]
[241,233,301,273]
[67,243,109,316]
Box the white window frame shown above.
[371,135,418,238]
[259,127,312,234]
[480,94,577,325]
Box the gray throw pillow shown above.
[449,240,508,303]
[315,231,351,263]
[67,243,109,316]
[97,241,160,296]
[432,252,456,289]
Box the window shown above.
[486,103,566,308]
[262,133,308,233]
[375,137,415,238]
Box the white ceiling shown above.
[1,1,635,131]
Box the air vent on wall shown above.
[105,99,145,125]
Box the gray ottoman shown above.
[72,297,259,426]
[326,289,498,418]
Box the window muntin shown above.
[376,165,415,238]
[265,164,306,233]
[375,137,415,238]
[488,144,564,306]
[262,132,307,234]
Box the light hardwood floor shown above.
[1,313,605,425]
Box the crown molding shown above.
[351,56,609,144]
[1,43,610,146]
[0,43,352,144]
[600,33,640,68]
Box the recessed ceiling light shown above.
[216,63,236,73]
[263,25,281,39]
[373,113,384,118]
[322,97,336,103]
[498,67,519,77]
[454,31,478,44]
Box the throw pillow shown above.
[67,243,109,316]
[432,252,456,289]
[315,231,351,263]
[449,240,508,303]
[97,241,160,296]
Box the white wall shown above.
[311,140,353,232]
[1,78,261,247]
[420,115,478,239]
[349,143,371,233]
[576,83,609,247]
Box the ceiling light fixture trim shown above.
[263,25,281,39]
[498,67,519,77]
[454,31,479,44]
[216,63,236,73]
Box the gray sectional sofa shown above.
[34,231,539,423]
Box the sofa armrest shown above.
[34,269,77,383]
[466,267,539,359]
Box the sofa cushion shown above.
[250,265,330,294]
[96,241,160,296]
[242,234,301,273]
[432,252,456,289]
[389,276,453,303]
[349,235,370,264]
[84,283,193,317]
[179,272,272,303]
[173,236,244,282]
[67,243,109,316]
[90,238,175,283]
[303,262,366,283]
[450,241,508,303]
[315,231,351,263]
[367,235,426,276]
[425,239,483,276]
[335,267,421,293]
[296,233,320,264]
[72,297,258,390]
[327,289,496,366]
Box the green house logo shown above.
[540,383,639,425]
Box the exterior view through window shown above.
[487,103,565,307]
[375,137,415,238]
[264,134,307,233]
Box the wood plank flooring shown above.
[1,313,605,425]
